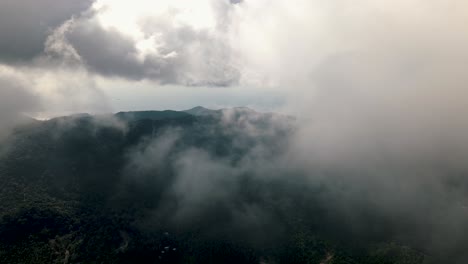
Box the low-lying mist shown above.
[1,105,466,263]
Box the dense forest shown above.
[0,107,436,263]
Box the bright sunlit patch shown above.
[91,0,217,56]
[93,0,216,30]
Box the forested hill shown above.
[0,107,427,264]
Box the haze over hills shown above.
[0,107,434,264]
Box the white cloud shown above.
[44,0,240,86]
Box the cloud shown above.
[118,110,299,246]
[0,61,112,120]
[0,0,93,63]
[115,0,468,255]
[45,0,240,86]
[0,70,41,139]
[248,1,468,259]
[0,0,112,120]
[121,105,468,261]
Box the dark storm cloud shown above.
[0,0,93,63]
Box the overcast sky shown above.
[0,0,467,118]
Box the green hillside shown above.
[0,109,428,264]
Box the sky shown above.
[0,0,290,117]
[1,0,467,118]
